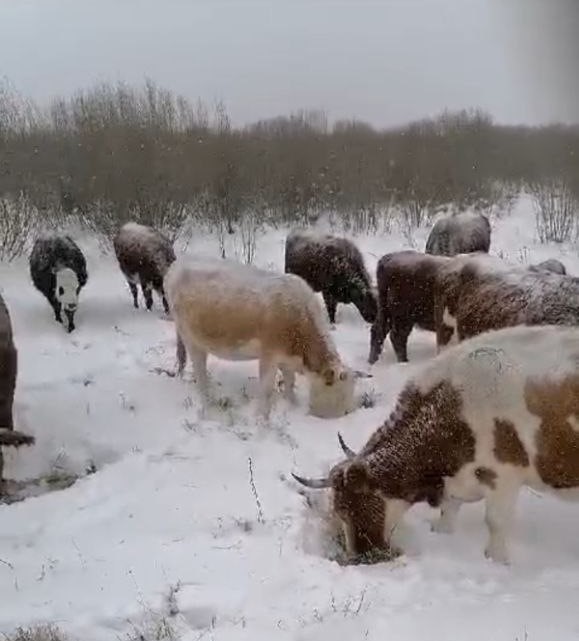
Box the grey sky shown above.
[1,0,577,128]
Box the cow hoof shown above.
[431,519,454,534]
[484,544,510,565]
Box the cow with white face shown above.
[29,235,88,332]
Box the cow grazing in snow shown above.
[293,324,579,565]
[164,257,356,420]
[368,250,452,364]
[529,258,567,275]
[284,229,377,325]
[425,211,491,257]
[113,222,176,314]
[0,293,35,494]
[434,252,579,351]
[29,234,88,332]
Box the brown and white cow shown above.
[0,293,35,494]
[164,257,356,420]
[434,252,579,350]
[293,324,579,565]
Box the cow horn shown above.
[337,432,356,459]
[291,472,331,489]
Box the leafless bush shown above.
[2,624,69,641]
[0,78,577,235]
[0,193,39,262]
[237,209,261,264]
[531,179,578,243]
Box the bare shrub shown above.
[2,624,69,641]
[0,76,578,236]
[0,193,39,262]
[237,209,261,264]
[531,179,578,243]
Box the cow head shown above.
[55,267,81,332]
[349,281,378,324]
[293,454,394,563]
[309,364,356,419]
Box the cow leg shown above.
[128,280,139,308]
[483,482,520,564]
[323,291,338,325]
[368,307,389,364]
[431,497,462,534]
[279,365,297,405]
[140,277,154,311]
[161,291,170,315]
[389,320,412,363]
[0,450,4,496]
[257,355,277,419]
[189,346,211,406]
[383,498,410,556]
[48,292,62,323]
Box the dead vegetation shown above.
[2,624,69,641]
[0,78,577,255]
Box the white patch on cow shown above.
[55,268,80,309]
[442,307,457,338]
[568,415,579,433]
[383,498,410,539]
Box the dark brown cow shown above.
[368,250,451,364]
[284,229,377,325]
[0,294,35,494]
[529,258,567,275]
[293,325,579,565]
[113,222,176,313]
[425,211,491,256]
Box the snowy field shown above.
[2,195,579,641]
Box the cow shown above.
[0,293,35,495]
[368,250,451,364]
[425,211,491,257]
[113,222,176,313]
[29,234,88,332]
[164,257,356,420]
[529,258,567,275]
[434,252,579,351]
[293,324,579,565]
[284,229,377,325]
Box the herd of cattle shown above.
[1,210,579,567]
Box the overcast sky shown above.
[1,0,578,128]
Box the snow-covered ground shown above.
[1,195,579,641]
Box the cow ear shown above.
[339,369,348,382]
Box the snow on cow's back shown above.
[288,228,335,246]
[444,251,508,277]
[120,221,159,238]
[412,324,579,412]
[165,257,335,339]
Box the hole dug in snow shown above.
[294,482,401,567]
[1,461,97,506]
